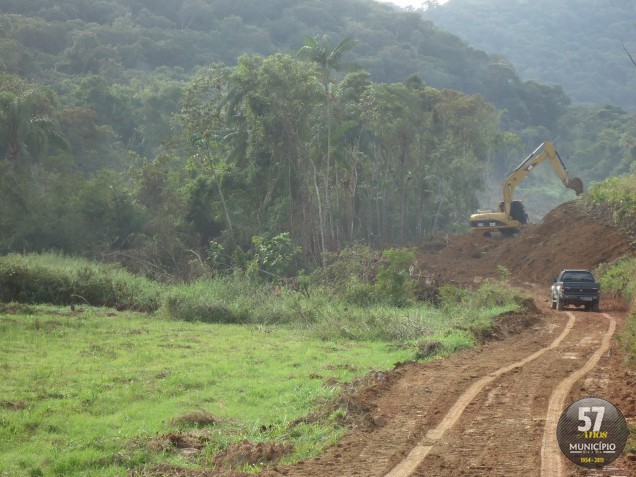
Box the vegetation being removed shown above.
[582,174,636,457]
[0,250,524,476]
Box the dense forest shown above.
[425,0,636,111]
[0,0,634,277]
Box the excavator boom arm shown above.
[502,142,583,217]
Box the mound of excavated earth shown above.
[414,200,634,287]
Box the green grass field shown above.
[0,253,525,476]
[0,305,414,476]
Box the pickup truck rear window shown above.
[561,272,595,282]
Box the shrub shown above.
[247,233,301,281]
[599,258,636,302]
[585,175,636,235]
[587,176,636,368]
[599,258,636,367]
[310,246,420,307]
[311,244,380,288]
[374,248,415,306]
[341,277,377,306]
[438,284,468,307]
[0,253,162,311]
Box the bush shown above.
[599,258,636,367]
[312,245,416,307]
[341,277,377,306]
[587,176,636,368]
[0,253,162,311]
[585,175,636,235]
[160,277,311,325]
[439,280,517,310]
[438,284,469,307]
[599,258,636,302]
[374,248,415,306]
[311,244,380,289]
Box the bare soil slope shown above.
[414,200,634,287]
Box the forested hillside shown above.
[0,0,573,131]
[425,0,636,111]
[0,0,634,277]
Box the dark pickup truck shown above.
[551,269,600,312]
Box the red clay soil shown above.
[413,200,634,287]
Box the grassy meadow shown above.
[0,252,524,475]
[0,306,416,476]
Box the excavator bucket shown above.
[568,177,584,195]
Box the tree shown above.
[0,90,67,167]
[229,54,324,259]
[298,35,358,91]
[299,35,358,246]
[180,65,236,240]
[57,107,113,171]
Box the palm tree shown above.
[298,35,359,92]
[0,90,67,167]
[298,35,358,246]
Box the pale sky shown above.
[382,0,449,9]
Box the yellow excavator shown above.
[470,141,583,235]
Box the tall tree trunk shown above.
[211,168,234,238]
[325,92,335,247]
[399,150,407,244]
[206,146,234,238]
[309,156,326,265]
[345,146,359,242]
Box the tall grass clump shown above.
[599,257,636,367]
[160,276,318,325]
[585,174,636,235]
[0,253,162,311]
[309,279,521,346]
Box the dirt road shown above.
[263,202,635,477]
[264,298,633,477]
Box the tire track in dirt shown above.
[262,308,557,477]
[383,312,577,477]
[263,306,628,477]
[540,313,617,477]
[406,310,618,477]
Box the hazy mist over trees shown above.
[425,0,636,111]
[0,0,634,275]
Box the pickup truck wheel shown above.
[556,296,564,311]
[591,300,600,312]
[551,296,556,309]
